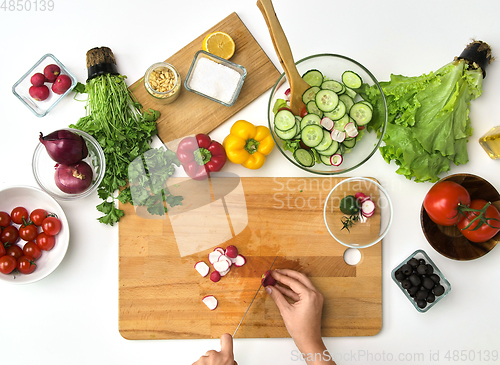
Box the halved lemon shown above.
[202,31,235,60]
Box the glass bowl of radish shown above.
[32,128,106,201]
[323,177,393,248]
[268,53,387,175]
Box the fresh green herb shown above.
[282,139,301,153]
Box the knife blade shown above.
[232,255,278,338]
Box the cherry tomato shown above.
[0,243,5,258]
[6,244,23,260]
[457,199,500,243]
[36,233,55,251]
[30,209,47,226]
[11,207,29,225]
[42,217,61,236]
[0,226,19,244]
[0,255,17,274]
[23,241,42,260]
[17,256,36,275]
[423,181,471,226]
[19,223,38,242]
[299,105,308,118]
[0,211,11,227]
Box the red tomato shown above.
[11,207,29,225]
[423,181,471,226]
[0,226,19,244]
[0,211,11,227]
[0,255,17,274]
[277,106,292,113]
[42,217,61,236]
[457,199,500,243]
[0,243,5,258]
[17,256,36,275]
[36,233,55,251]
[30,209,47,226]
[19,223,38,242]
[299,105,308,118]
[23,241,42,260]
[6,244,23,260]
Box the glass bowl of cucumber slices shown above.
[268,53,387,175]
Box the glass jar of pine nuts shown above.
[144,62,181,104]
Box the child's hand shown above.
[192,333,237,365]
[265,269,325,353]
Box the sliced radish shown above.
[330,129,346,143]
[213,260,230,273]
[219,267,231,277]
[358,126,366,130]
[208,251,222,265]
[233,255,246,267]
[214,247,225,255]
[330,154,343,166]
[355,192,370,203]
[225,245,238,259]
[345,122,359,138]
[358,212,367,223]
[361,199,376,217]
[320,117,334,131]
[194,261,210,277]
[284,88,291,97]
[202,295,218,310]
[210,271,221,282]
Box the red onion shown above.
[40,130,88,165]
[54,161,93,194]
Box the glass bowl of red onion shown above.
[32,128,105,201]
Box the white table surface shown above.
[1,0,500,364]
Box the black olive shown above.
[408,286,419,297]
[409,274,421,286]
[423,277,435,290]
[416,289,428,301]
[419,259,426,265]
[425,264,434,275]
[430,274,441,284]
[395,270,406,282]
[417,264,427,275]
[433,285,445,296]
[417,299,427,309]
[400,264,412,276]
[426,293,436,303]
[401,279,412,289]
[407,258,419,268]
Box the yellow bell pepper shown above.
[223,120,274,169]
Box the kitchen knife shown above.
[232,255,278,338]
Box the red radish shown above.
[194,261,210,277]
[52,74,72,95]
[320,117,334,131]
[202,295,218,310]
[29,85,50,101]
[210,271,221,282]
[344,122,359,138]
[284,88,291,101]
[359,126,366,130]
[208,250,222,265]
[355,192,369,203]
[218,255,233,267]
[213,260,230,273]
[361,199,376,217]
[30,73,46,87]
[233,255,246,267]
[261,270,277,287]
[44,64,60,83]
[330,129,346,143]
[214,247,225,255]
[219,267,231,277]
[225,245,238,258]
[330,154,343,166]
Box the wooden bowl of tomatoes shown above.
[0,186,69,284]
[421,173,500,260]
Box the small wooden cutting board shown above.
[128,12,280,144]
[118,177,382,340]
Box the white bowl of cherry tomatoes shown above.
[0,185,69,284]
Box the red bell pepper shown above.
[176,134,227,180]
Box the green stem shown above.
[193,148,212,165]
[245,139,260,154]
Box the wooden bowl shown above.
[420,173,500,260]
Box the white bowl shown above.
[0,186,70,284]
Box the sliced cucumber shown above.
[300,114,321,130]
[314,129,333,152]
[274,124,297,140]
[344,86,357,99]
[343,137,356,149]
[306,100,323,118]
[339,94,354,113]
[294,148,314,167]
[324,100,346,121]
[301,124,324,148]
[361,100,373,110]
[274,109,296,131]
[302,70,323,87]
[315,89,339,112]
[342,71,362,89]
[319,153,333,165]
[317,140,339,156]
[302,86,321,104]
[332,114,350,132]
[349,102,373,126]
[321,80,345,94]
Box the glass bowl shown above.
[392,249,451,313]
[268,53,387,175]
[184,50,247,107]
[0,186,70,284]
[32,128,105,201]
[144,62,181,104]
[12,53,77,118]
[323,177,393,248]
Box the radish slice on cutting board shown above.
[361,199,376,217]
[202,295,218,310]
[213,260,230,273]
[218,255,233,268]
[194,261,210,277]
[208,250,222,265]
[233,255,246,267]
[214,247,225,255]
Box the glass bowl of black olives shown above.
[392,249,451,312]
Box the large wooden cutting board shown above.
[129,12,280,144]
[118,177,382,340]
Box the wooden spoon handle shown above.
[256,0,301,81]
